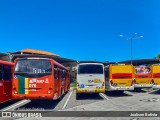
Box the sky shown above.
[0,0,160,62]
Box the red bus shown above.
[12,58,70,100]
[0,60,14,103]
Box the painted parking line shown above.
[99,93,110,100]
[62,91,73,110]
[1,99,31,111]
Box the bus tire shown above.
[58,89,63,101]
[65,89,68,94]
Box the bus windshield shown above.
[15,59,52,74]
[78,64,103,74]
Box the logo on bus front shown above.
[94,79,102,83]
[88,79,102,83]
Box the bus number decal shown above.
[29,84,37,88]
[29,79,45,84]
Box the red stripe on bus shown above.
[112,73,132,79]
[153,73,160,78]
[135,73,151,78]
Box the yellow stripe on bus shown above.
[25,78,29,94]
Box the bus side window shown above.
[0,65,3,80]
[66,72,68,80]
[62,70,65,78]
[54,65,58,80]
[3,65,12,81]
[64,70,66,79]
[60,69,65,79]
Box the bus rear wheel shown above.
[58,89,63,101]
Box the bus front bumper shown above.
[76,88,105,93]
[109,86,134,91]
[12,93,54,100]
[134,84,153,88]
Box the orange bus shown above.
[0,60,14,103]
[134,66,152,90]
[12,58,70,100]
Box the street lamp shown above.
[120,33,143,64]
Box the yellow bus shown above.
[152,64,160,89]
[105,64,134,91]
[134,66,152,90]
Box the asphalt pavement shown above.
[1,88,160,120]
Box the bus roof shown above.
[11,54,77,67]
[0,60,14,66]
[118,59,160,66]
[103,62,117,66]
[78,62,104,66]
[78,61,104,64]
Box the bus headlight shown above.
[48,90,51,94]
[13,88,17,94]
[48,88,53,94]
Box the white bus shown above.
[76,62,105,97]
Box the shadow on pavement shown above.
[105,91,133,97]
[15,95,66,110]
[76,93,104,100]
[129,88,149,93]
[0,99,21,110]
[148,89,160,95]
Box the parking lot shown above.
[1,89,160,111]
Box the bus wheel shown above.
[58,89,63,101]
[65,89,68,94]
[62,88,65,95]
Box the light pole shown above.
[120,33,143,64]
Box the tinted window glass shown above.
[60,69,65,78]
[15,59,52,73]
[0,65,2,80]
[3,65,12,80]
[78,64,103,74]
[54,65,58,80]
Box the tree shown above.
[156,54,160,59]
